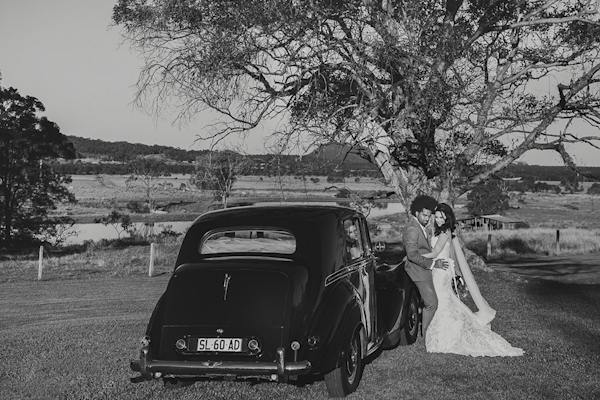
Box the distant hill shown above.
[64,136,599,181]
[67,136,209,163]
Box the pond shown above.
[64,202,406,244]
[65,221,193,245]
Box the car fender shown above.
[332,302,364,369]
[308,282,364,374]
[145,293,166,353]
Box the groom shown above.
[403,195,448,338]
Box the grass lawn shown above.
[1,266,598,399]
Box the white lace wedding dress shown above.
[425,235,524,357]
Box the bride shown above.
[422,203,524,357]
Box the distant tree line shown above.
[501,174,593,194]
[50,159,196,175]
[67,136,209,163]
[499,164,600,186]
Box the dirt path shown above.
[488,252,600,284]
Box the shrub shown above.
[335,188,352,198]
[126,201,150,213]
[587,183,600,195]
[498,237,537,255]
[466,180,509,216]
[327,175,344,183]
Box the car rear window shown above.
[200,228,296,255]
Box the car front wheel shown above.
[399,289,420,345]
[324,328,364,398]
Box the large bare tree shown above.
[113,0,600,209]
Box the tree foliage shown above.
[0,85,76,247]
[94,210,134,240]
[466,180,510,216]
[113,0,600,209]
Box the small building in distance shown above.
[458,214,527,231]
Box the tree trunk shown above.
[365,142,410,214]
[365,142,437,219]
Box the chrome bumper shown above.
[130,345,311,381]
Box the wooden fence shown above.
[36,243,159,280]
[485,229,561,258]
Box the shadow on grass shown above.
[522,279,600,354]
[489,252,600,280]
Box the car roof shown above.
[175,204,365,277]
[193,204,360,225]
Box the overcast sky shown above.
[1,1,600,165]
[0,0,269,153]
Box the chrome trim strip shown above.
[202,256,293,262]
[324,260,369,286]
[223,273,231,300]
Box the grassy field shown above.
[1,263,598,399]
[61,174,600,229]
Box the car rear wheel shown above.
[399,290,420,345]
[324,328,364,398]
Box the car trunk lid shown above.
[158,260,306,361]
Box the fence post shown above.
[487,234,492,258]
[148,243,155,277]
[38,245,44,280]
[556,229,560,255]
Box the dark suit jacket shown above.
[403,217,434,282]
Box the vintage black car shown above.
[130,205,420,397]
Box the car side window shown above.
[343,219,364,262]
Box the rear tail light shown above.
[248,339,260,351]
[175,339,187,350]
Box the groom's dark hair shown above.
[410,195,438,216]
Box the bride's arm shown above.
[422,231,451,258]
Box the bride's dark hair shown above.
[434,203,457,236]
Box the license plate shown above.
[197,338,243,352]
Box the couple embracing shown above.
[403,195,523,357]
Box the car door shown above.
[343,217,377,347]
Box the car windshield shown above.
[200,228,296,255]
